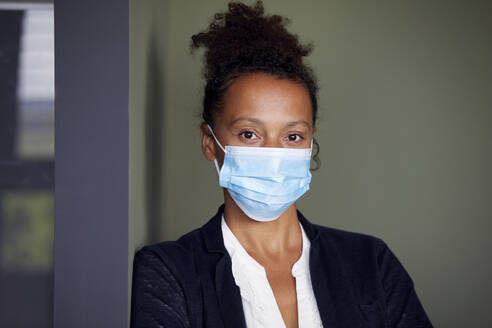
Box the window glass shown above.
[0,3,54,327]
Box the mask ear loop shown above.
[207,124,226,174]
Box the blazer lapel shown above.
[309,241,341,327]
[298,211,339,327]
[215,254,247,328]
[201,205,247,328]
[298,210,364,328]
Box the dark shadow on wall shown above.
[144,27,165,244]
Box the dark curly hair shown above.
[190,0,320,170]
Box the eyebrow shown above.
[230,117,265,126]
[230,117,311,129]
[285,120,311,129]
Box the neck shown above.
[222,189,302,260]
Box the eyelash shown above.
[287,134,304,142]
[239,130,259,140]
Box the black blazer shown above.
[130,204,433,328]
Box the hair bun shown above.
[191,0,313,80]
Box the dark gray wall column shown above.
[54,0,129,327]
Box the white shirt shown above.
[221,215,323,328]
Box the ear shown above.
[200,123,218,161]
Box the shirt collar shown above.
[202,204,320,255]
[221,213,265,275]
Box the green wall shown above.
[133,1,492,327]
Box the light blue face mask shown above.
[207,125,313,222]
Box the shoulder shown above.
[313,223,387,258]
[133,226,204,276]
[130,228,206,327]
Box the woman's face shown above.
[201,72,315,165]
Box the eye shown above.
[287,134,303,142]
[239,130,258,140]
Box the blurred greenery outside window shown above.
[1,191,53,271]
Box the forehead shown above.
[219,72,313,125]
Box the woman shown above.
[130,1,433,327]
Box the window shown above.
[0,3,54,327]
